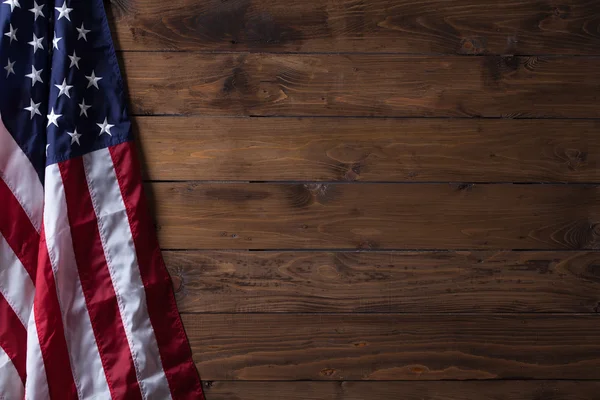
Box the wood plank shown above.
[182,314,600,380]
[201,381,600,400]
[121,53,600,118]
[108,0,600,55]
[137,117,600,182]
[148,183,600,250]
[165,251,600,313]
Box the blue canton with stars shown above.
[0,0,132,183]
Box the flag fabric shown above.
[0,0,205,398]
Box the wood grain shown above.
[108,0,600,55]
[121,53,600,118]
[109,1,600,396]
[137,117,600,182]
[148,183,600,250]
[201,381,600,400]
[182,314,600,380]
[164,251,600,313]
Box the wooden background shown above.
[106,0,600,398]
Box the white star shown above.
[55,2,72,21]
[76,23,90,41]
[29,1,44,20]
[85,70,102,89]
[78,99,91,117]
[68,50,80,69]
[3,0,20,12]
[4,24,19,44]
[4,24,17,44]
[67,129,82,145]
[97,118,114,136]
[47,108,62,128]
[25,66,43,87]
[52,36,62,50]
[28,33,44,54]
[4,59,15,77]
[24,99,42,119]
[55,78,73,98]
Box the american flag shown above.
[0,0,205,398]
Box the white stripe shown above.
[0,233,35,327]
[83,148,172,399]
[0,115,43,232]
[0,345,24,400]
[43,164,111,399]
[25,310,49,400]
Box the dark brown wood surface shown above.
[181,314,600,380]
[108,0,600,396]
[138,117,599,182]
[165,251,600,313]
[122,53,600,118]
[150,183,600,250]
[108,0,600,55]
[201,381,600,400]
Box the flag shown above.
[0,0,205,398]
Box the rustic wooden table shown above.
[107,0,600,398]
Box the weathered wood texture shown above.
[149,183,600,250]
[110,0,600,396]
[108,0,600,55]
[201,381,600,400]
[165,251,600,313]
[121,53,600,118]
[182,314,600,380]
[137,117,599,182]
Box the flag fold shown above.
[0,1,205,398]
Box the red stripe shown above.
[34,227,78,399]
[58,157,142,400]
[0,177,39,283]
[109,142,205,399]
[0,293,26,384]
